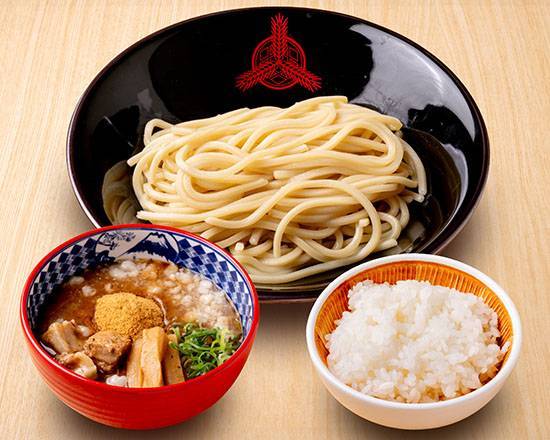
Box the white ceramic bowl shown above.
[306,254,522,430]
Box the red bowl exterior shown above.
[24,331,254,429]
[20,224,259,429]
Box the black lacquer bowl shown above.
[67,7,489,302]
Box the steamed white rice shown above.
[326,280,508,403]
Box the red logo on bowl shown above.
[236,14,321,92]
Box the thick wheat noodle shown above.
[127,96,427,284]
[101,161,139,225]
[249,228,265,246]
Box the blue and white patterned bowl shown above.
[20,224,260,428]
[25,224,257,334]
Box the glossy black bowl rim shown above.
[66,6,490,303]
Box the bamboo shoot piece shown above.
[140,327,167,387]
[163,334,185,384]
[126,338,143,387]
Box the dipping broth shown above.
[39,259,242,387]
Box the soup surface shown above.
[39,259,242,386]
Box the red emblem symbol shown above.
[236,14,322,92]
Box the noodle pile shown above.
[127,96,426,284]
[102,161,139,224]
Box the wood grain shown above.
[0,1,548,438]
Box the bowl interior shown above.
[314,260,514,370]
[25,226,256,338]
[68,7,489,300]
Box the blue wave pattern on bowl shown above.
[27,228,254,336]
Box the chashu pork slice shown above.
[42,320,91,354]
[84,330,131,373]
[56,352,97,379]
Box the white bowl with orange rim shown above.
[306,254,521,430]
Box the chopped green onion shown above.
[169,323,240,379]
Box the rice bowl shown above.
[306,254,522,430]
[326,280,509,403]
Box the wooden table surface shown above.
[1,1,548,438]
